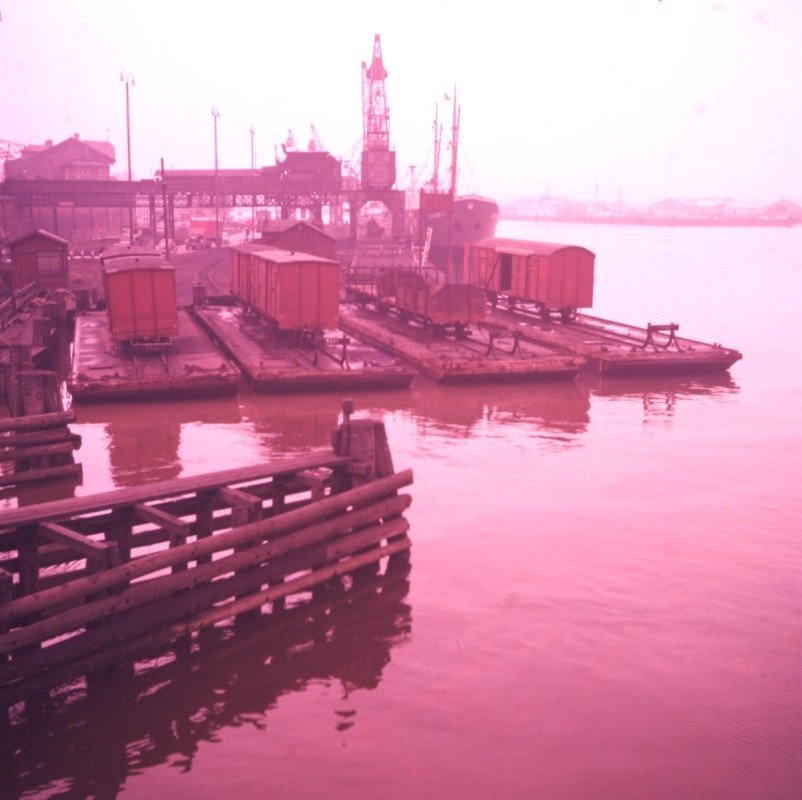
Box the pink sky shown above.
[1,0,799,204]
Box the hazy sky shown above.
[1,0,799,205]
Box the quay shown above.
[0,407,413,706]
[193,300,415,392]
[487,306,743,375]
[69,308,241,402]
[339,302,585,383]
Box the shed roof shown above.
[9,229,70,248]
[474,237,595,258]
[260,220,332,239]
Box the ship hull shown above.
[420,194,500,274]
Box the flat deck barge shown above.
[487,306,742,375]
[340,303,585,383]
[69,309,241,402]
[192,302,415,391]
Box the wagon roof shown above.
[251,248,339,266]
[474,237,595,258]
[102,254,174,273]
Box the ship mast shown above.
[432,104,442,194]
[448,87,460,196]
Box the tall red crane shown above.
[360,34,396,190]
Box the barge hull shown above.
[69,309,241,402]
[192,303,415,392]
[340,304,584,383]
[487,307,742,375]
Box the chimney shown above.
[74,133,79,140]
[45,139,53,147]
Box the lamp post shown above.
[250,126,256,236]
[212,106,220,245]
[120,71,135,244]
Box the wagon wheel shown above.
[538,303,551,321]
[489,291,498,308]
[560,306,575,324]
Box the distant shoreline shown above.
[500,213,799,228]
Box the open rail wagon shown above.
[101,250,179,345]
[376,269,487,335]
[229,244,340,332]
[469,237,595,321]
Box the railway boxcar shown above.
[229,243,273,304]
[381,269,487,330]
[469,237,595,320]
[229,245,340,331]
[101,251,179,343]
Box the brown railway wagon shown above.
[101,252,179,343]
[469,237,595,320]
[229,245,340,331]
[383,269,487,328]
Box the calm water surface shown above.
[2,221,801,799]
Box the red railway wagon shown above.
[380,269,487,330]
[101,251,179,343]
[469,237,595,320]
[229,245,340,331]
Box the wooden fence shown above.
[0,411,412,706]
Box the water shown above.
[2,221,801,799]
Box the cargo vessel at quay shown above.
[414,91,499,276]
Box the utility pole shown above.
[250,126,256,237]
[212,106,220,245]
[160,157,170,260]
[120,72,135,244]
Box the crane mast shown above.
[360,34,396,189]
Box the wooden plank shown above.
[0,536,411,705]
[0,428,81,449]
[0,472,413,627]
[132,504,191,539]
[217,486,263,511]
[0,441,77,463]
[0,463,82,488]
[0,410,76,432]
[0,531,411,685]
[38,523,118,566]
[0,451,351,529]
[0,498,412,660]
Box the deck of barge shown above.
[192,302,415,391]
[339,303,585,383]
[69,309,241,402]
[487,306,742,375]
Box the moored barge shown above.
[487,306,743,375]
[340,302,585,383]
[69,308,241,401]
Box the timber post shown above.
[332,398,395,486]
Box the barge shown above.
[68,308,241,402]
[339,302,585,383]
[192,301,415,391]
[487,306,743,375]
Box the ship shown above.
[415,92,500,277]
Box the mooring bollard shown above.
[332,399,395,484]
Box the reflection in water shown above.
[2,557,412,800]
[74,396,242,487]
[239,387,415,454]
[585,372,740,425]
[408,377,591,439]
